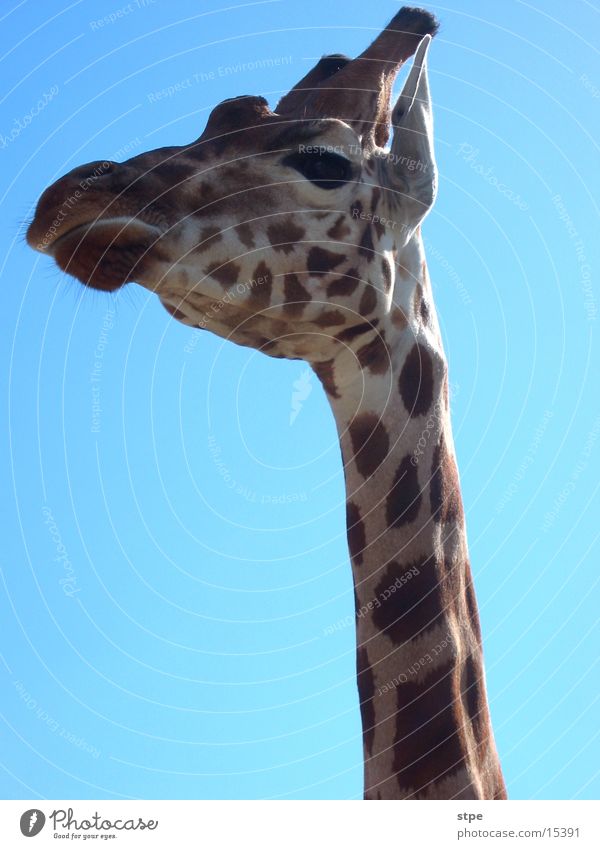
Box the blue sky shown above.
[1,0,599,800]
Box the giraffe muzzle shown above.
[49,218,163,292]
[26,160,167,291]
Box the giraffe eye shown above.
[282,150,354,190]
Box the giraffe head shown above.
[27,7,439,364]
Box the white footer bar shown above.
[0,800,598,848]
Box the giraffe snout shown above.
[27,160,121,254]
[27,159,167,292]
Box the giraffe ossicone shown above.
[27,5,507,800]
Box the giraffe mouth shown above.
[47,218,163,292]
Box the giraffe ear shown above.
[276,8,438,148]
[388,35,436,214]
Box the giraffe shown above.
[26,6,507,800]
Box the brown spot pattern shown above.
[462,653,487,746]
[359,283,377,315]
[248,260,273,311]
[337,321,377,342]
[398,343,434,417]
[386,455,422,528]
[327,215,351,241]
[313,359,339,398]
[460,651,507,798]
[374,220,386,240]
[266,218,305,253]
[261,339,286,358]
[430,435,464,524]
[327,267,359,297]
[307,247,345,275]
[198,182,217,204]
[193,226,222,253]
[393,660,468,791]
[370,187,381,212]
[372,555,444,644]
[391,308,408,329]
[357,332,390,374]
[205,259,241,288]
[283,273,310,317]
[414,283,423,316]
[316,310,346,327]
[413,281,430,324]
[358,225,375,261]
[235,222,255,249]
[162,302,189,322]
[381,258,392,294]
[349,412,390,479]
[464,566,482,646]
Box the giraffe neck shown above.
[314,253,506,800]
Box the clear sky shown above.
[1,0,599,800]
